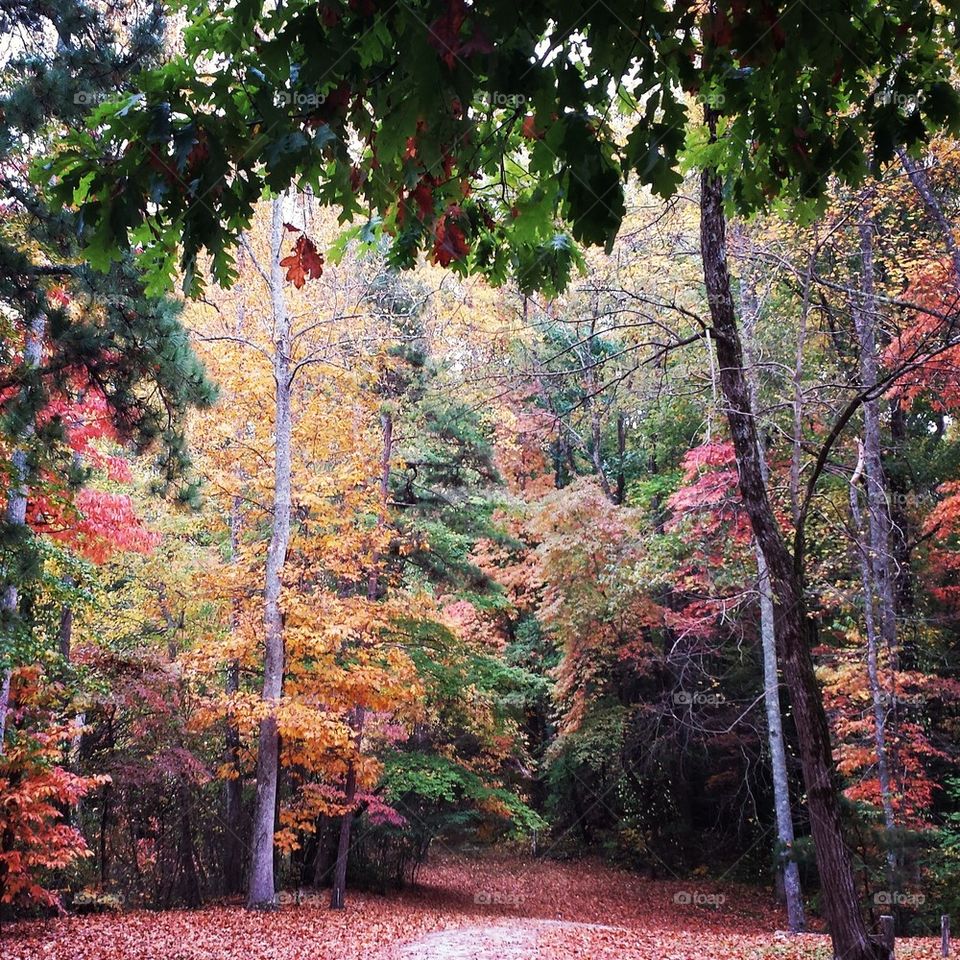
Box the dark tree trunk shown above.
[699,163,883,960]
[177,780,203,907]
[329,759,357,909]
[222,659,244,895]
[312,816,334,887]
[99,781,112,885]
[616,411,626,504]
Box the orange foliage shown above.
[884,257,960,412]
[0,669,106,909]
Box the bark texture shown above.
[247,200,293,910]
[739,266,805,932]
[700,165,882,960]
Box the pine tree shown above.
[0,0,214,702]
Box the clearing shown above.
[1,855,947,960]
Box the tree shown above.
[700,138,881,960]
[0,667,105,912]
[739,268,805,931]
[183,206,461,909]
[245,199,293,910]
[43,2,960,955]
[0,0,214,750]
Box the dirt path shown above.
[389,919,621,960]
[390,922,538,959]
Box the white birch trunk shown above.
[738,258,805,932]
[247,200,293,909]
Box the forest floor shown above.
[1,853,950,960]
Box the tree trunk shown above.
[853,212,899,875]
[791,240,816,525]
[757,542,806,932]
[99,780,112,885]
[0,315,45,752]
[223,282,250,895]
[700,162,883,960]
[887,400,915,655]
[850,450,898,876]
[312,816,333,887]
[896,148,960,284]
[738,263,805,932]
[223,657,244,894]
[616,411,627,505]
[854,211,898,663]
[222,485,245,894]
[580,311,615,501]
[59,586,74,661]
[247,200,293,910]
[329,756,357,910]
[177,779,203,907]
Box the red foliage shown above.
[427,0,493,70]
[824,648,960,829]
[432,207,470,266]
[883,257,960,412]
[667,440,750,541]
[43,385,123,470]
[663,441,753,641]
[280,234,325,288]
[522,115,544,140]
[410,181,435,221]
[923,480,960,614]
[0,669,105,910]
[1,381,158,563]
[29,488,158,563]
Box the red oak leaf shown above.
[279,234,325,288]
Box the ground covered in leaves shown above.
[1,855,949,960]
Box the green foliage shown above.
[928,778,960,922]
[392,355,502,591]
[382,751,545,836]
[0,1,215,501]
[44,0,960,297]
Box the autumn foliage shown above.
[0,669,104,910]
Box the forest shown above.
[3,2,960,959]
